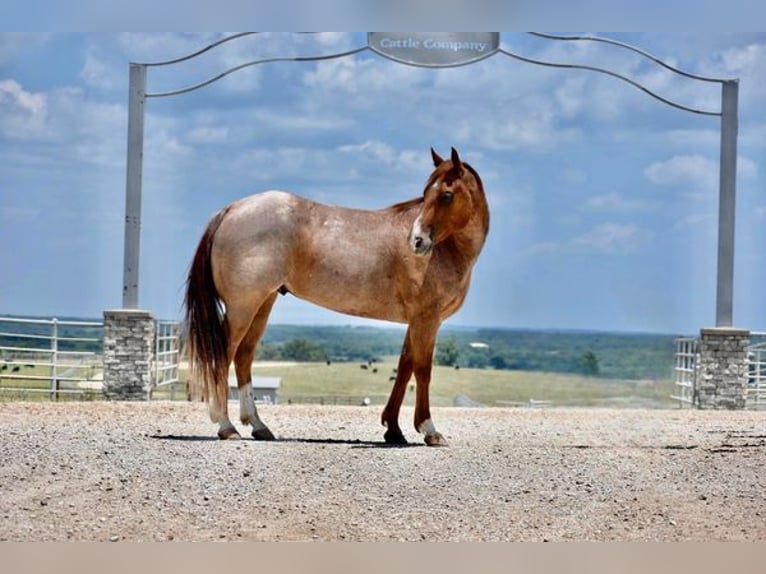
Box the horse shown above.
[184,147,489,446]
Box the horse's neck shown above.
[447,214,489,268]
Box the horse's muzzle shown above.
[409,215,433,255]
[410,231,433,256]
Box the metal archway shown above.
[122,32,739,327]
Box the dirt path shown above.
[1,402,764,541]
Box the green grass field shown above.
[245,360,678,409]
[2,359,678,408]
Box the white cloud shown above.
[585,192,657,213]
[644,155,718,192]
[337,140,426,172]
[79,47,122,91]
[253,109,355,132]
[573,222,650,254]
[0,79,48,138]
[303,55,426,109]
[704,42,766,99]
[338,140,397,163]
[453,96,581,152]
[0,80,127,164]
[645,154,757,194]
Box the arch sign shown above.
[368,32,499,67]
[123,32,739,328]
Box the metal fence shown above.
[673,333,766,409]
[151,320,183,399]
[0,316,103,399]
[747,334,766,409]
[0,315,183,401]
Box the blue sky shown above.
[1,32,765,334]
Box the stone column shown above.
[102,309,155,400]
[696,327,750,409]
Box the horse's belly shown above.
[291,279,410,324]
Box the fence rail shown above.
[1,316,183,401]
[0,316,103,399]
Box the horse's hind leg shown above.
[213,304,260,440]
[235,292,278,441]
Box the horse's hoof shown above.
[252,427,275,441]
[384,429,408,445]
[218,428,242,440]
[424,433,449,447]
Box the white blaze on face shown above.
[410,179,441,254]
[410,213,426,248]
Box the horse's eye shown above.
[440,191,454,204]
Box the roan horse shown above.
[185,147,489,446]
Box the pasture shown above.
[247,360,677,409]
[0,359,677,408]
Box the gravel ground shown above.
[1,401,765,541]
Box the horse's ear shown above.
[450,147,462,169]
[431,147,444,167]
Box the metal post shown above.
[716,80,739,327]
[50,318,58,401]
[123,63,147,309]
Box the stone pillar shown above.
[697,327,750,409]
[102,309,155,400]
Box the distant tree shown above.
[580,350,600,376]
[489,354,507,370]
[435,338,460,367]
[256,343,282,361]
[281,339,327,362]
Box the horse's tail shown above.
[184,208,230,407]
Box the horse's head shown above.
[409,147,482,256]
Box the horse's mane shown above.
[386,197,424,214]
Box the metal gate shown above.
[747,340,766,409]
[673,337,698,408]
[674,334,766,409]
[151,320,183,399]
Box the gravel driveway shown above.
[1,401,764,541]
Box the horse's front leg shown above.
[410,319,448,447]
[381,329,414,444]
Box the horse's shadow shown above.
[149,434,422,448]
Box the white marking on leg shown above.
[239,382,256,425]
[238,381,269,431]
[418,418,438,436]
